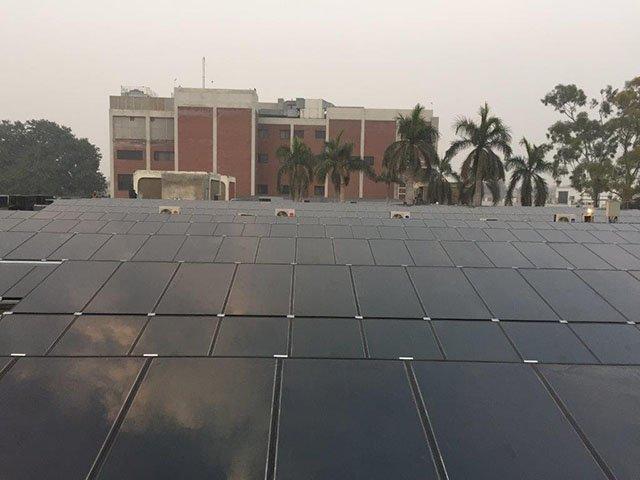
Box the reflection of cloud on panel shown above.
[99,358,274,477]
[13,357,142,422]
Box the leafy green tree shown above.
[609,148,640,208]
[602,76,640,207]
[316,131,373,202]
[0,120,106,196]
[541,84,618,207]
[276,136,315,201]
[382,104,439,205]
[505,138,553,206]
[446,103,512,207]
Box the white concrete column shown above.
[108,113,115,197]
[251,109,256,196]
[145,115,151,170]
[324,118,329,198]
[289,123,294,148]
[212,107,218,173]
[174,106,179,171]
[359,114,365,198]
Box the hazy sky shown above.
[2,0,639,180]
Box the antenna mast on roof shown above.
[202,57,206,89]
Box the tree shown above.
[376,170,399,202]
[0,120,106,196]
[446,103,512,207]
[602,76,640,208]
[609,148,640,208]
[276,137,315,201]
[505,138,553,206]
[382,104,439,205]
[541,84,618,207]
[419,153,454,204]
[316,131,373,202]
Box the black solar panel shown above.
[2,198,640,478]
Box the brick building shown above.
[109,86,438,199]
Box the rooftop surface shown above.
[1,200,640,479]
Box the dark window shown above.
[294,130,304,139]
[117,150,144,161]
[280,130,290,140]
[129,117,135,122]
[258,153,269,164]
[364,156,374,166]
[281,185,291,195]
[314,186,325,196]
[153,151,174,162]
[558,191,569,204]
[257,184,269,195]
[117,174,133,191]
[258,128,268,139]
[315,129,326,139]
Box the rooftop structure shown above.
[1,200,640,478]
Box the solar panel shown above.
[276,359,439,479]
[94,358,274,479]
[413,362,606,479]
[0,357,143,479]
[293,265,357,317]
[131,316,217,356]
[3,199,640,478]
[540,365,640,479]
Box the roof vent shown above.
[391,211,410,219]
[553,213,575,223]
[159,206,181,215]
[275,208,296,218]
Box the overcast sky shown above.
[2,0,638,181]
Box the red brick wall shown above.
[256,123,327,198]
[256,124,289,196]
[150,141,175,172]
[177,107,213,172]
[113,140,145,198]
[328,119,361,199]
[364,120,396,198]
[217,108,252,197]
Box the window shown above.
[258,128,268,139]
[558,191,569,204]
[117,174,133,191]
[257,184,269,195]
[364,156,374,166]
[280,130,290,140]
[281,185,291,195]
[153,151,174,162]
[315,129,326,139]
[116,150,144,161]
[314,185,325,196]
[258,153,269,164]
[294,130,304,139]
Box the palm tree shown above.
[383,104,439,205]
[505,138,553,206]
[418,153,454,204]
[316,131,373,202]
[276,137,315,201]
[376,169,400,202]
[446,103,512,207]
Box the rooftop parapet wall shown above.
[110,96,174,111]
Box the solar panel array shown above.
[1,199,640,479]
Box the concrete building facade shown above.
[109,86,438,199]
